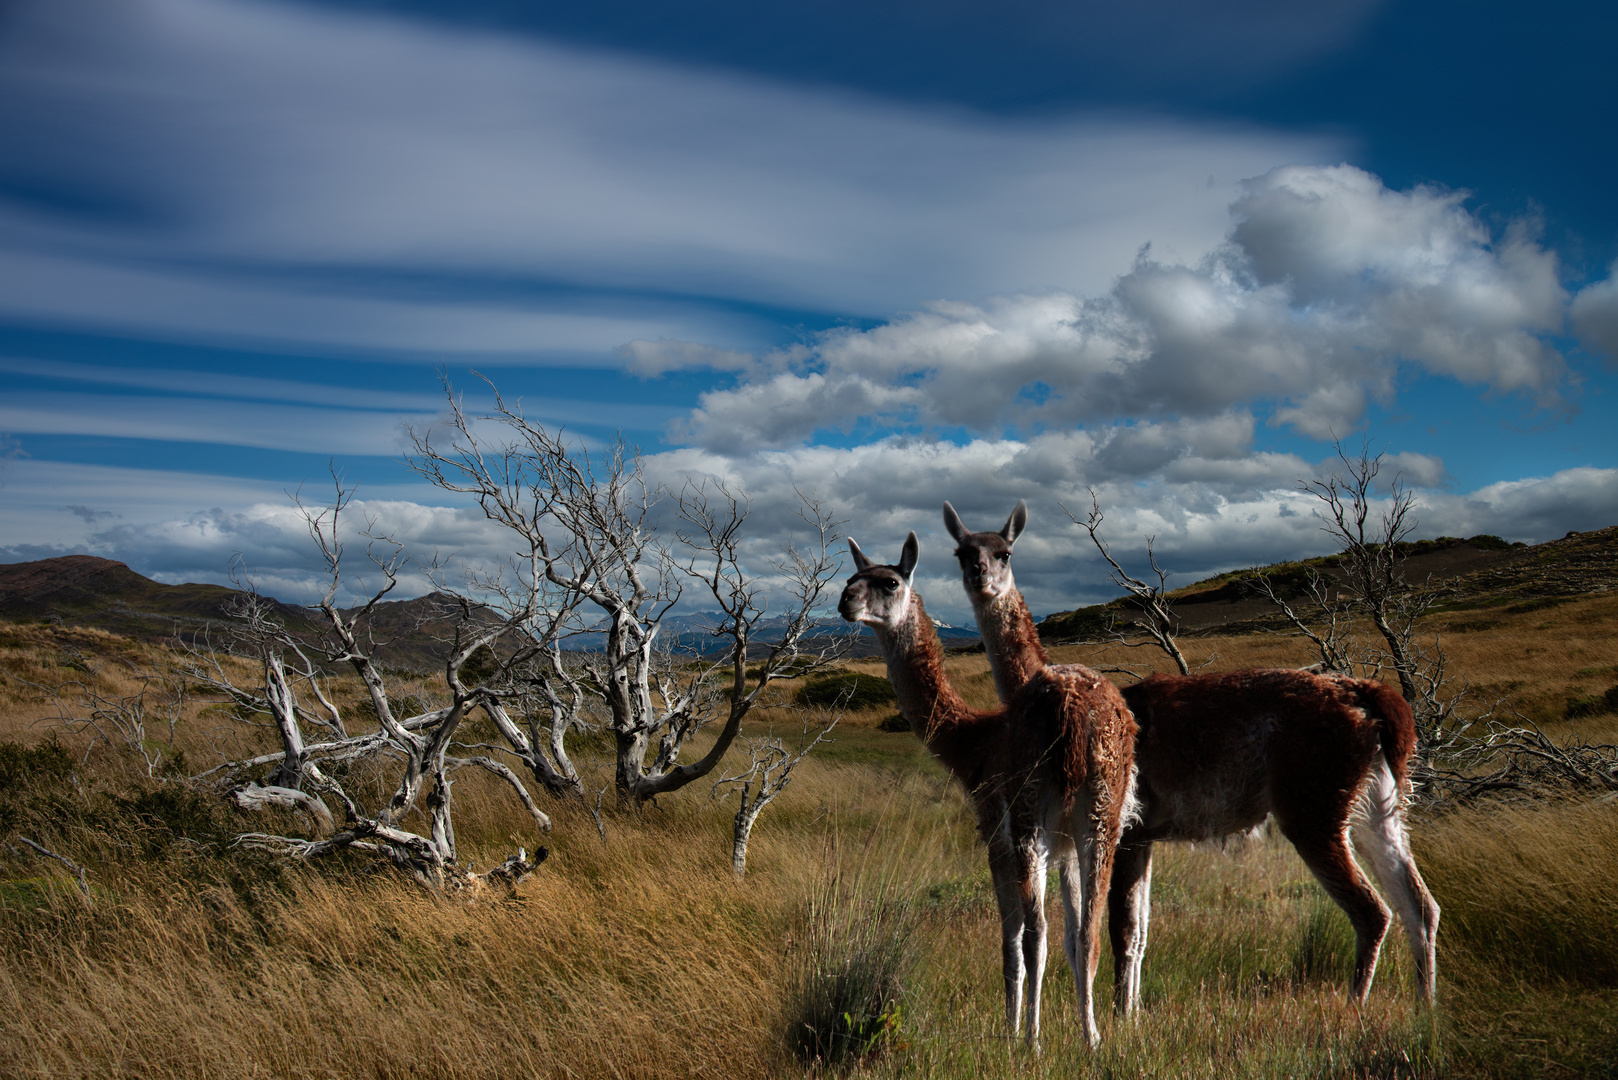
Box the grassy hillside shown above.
[1,590,1615,1078]
[1040,525,1618,641]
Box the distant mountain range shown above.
[0,555,979,665]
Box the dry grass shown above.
[2,615,1616,1077]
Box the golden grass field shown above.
[0,591,1615,1079]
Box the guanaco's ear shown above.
[942,501,969,544]
[847,537,873,571]
[898,531,920,582]
[1000,499,1028,546]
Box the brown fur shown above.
[975,588,1049,699]
[839,534,1136,1048]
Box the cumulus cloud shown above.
[1572,262,1618,361]
[674,165,1572,452]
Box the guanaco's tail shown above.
[1352,679,1419,793]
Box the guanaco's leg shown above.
[1057,817,1108,1047]
[987,834,1029,1036]
[1351,757,1441,1002]
[1107,834,1154,1019]
[1282,819,1392,1002]
[1021,840,1051,1049]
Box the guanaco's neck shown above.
[872,592,997,780]
[970,585,1048,703]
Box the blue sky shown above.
[2,0,1616,622]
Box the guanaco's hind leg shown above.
[1058,820,1110,1047]
[1281,820,1391,1002]
[1107,836,1154,1019]
[1351,757,1441,1002]
[1021,842,1051,1049]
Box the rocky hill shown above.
[0,555,317,641]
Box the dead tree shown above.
[1062,490,1193,676]
[712,705,840,878]
[1273,440,1475,754]
[1246,562,1357,675]
[405,380,850,805]
[185,486,551,889]
[189,374,847,880]
[35,652,187,778]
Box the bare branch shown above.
[1061,491,1192,675]
[18,837,92,904]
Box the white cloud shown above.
[8,441,1612,623]
[1416,467,1618,542]
[615,339,755,377]
[674,372,927,454]
[1572,262,1618,361]
[675,165,1572,452]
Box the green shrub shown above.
[795,672,896,711]
[108,784,234,854]
[1565,685,1618,720]
[0,738,74,789]
[1468,534,1513,550]
[786,871,914,1066]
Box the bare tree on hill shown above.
[185,379,849,886]
[1071,442,1618,804]
[1072,443,1471,757]
[1257,441,1471,755]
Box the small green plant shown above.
[786,868,915,1066]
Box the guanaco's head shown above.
[942,499,1026,602]
[838,532,919,631]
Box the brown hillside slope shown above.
[1041,525,1618,640]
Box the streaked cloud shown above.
[0,0,1340,356]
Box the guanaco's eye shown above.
[996,552,1010,562]
[880,579,898,592]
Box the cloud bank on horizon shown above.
[1,0,1616,622]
